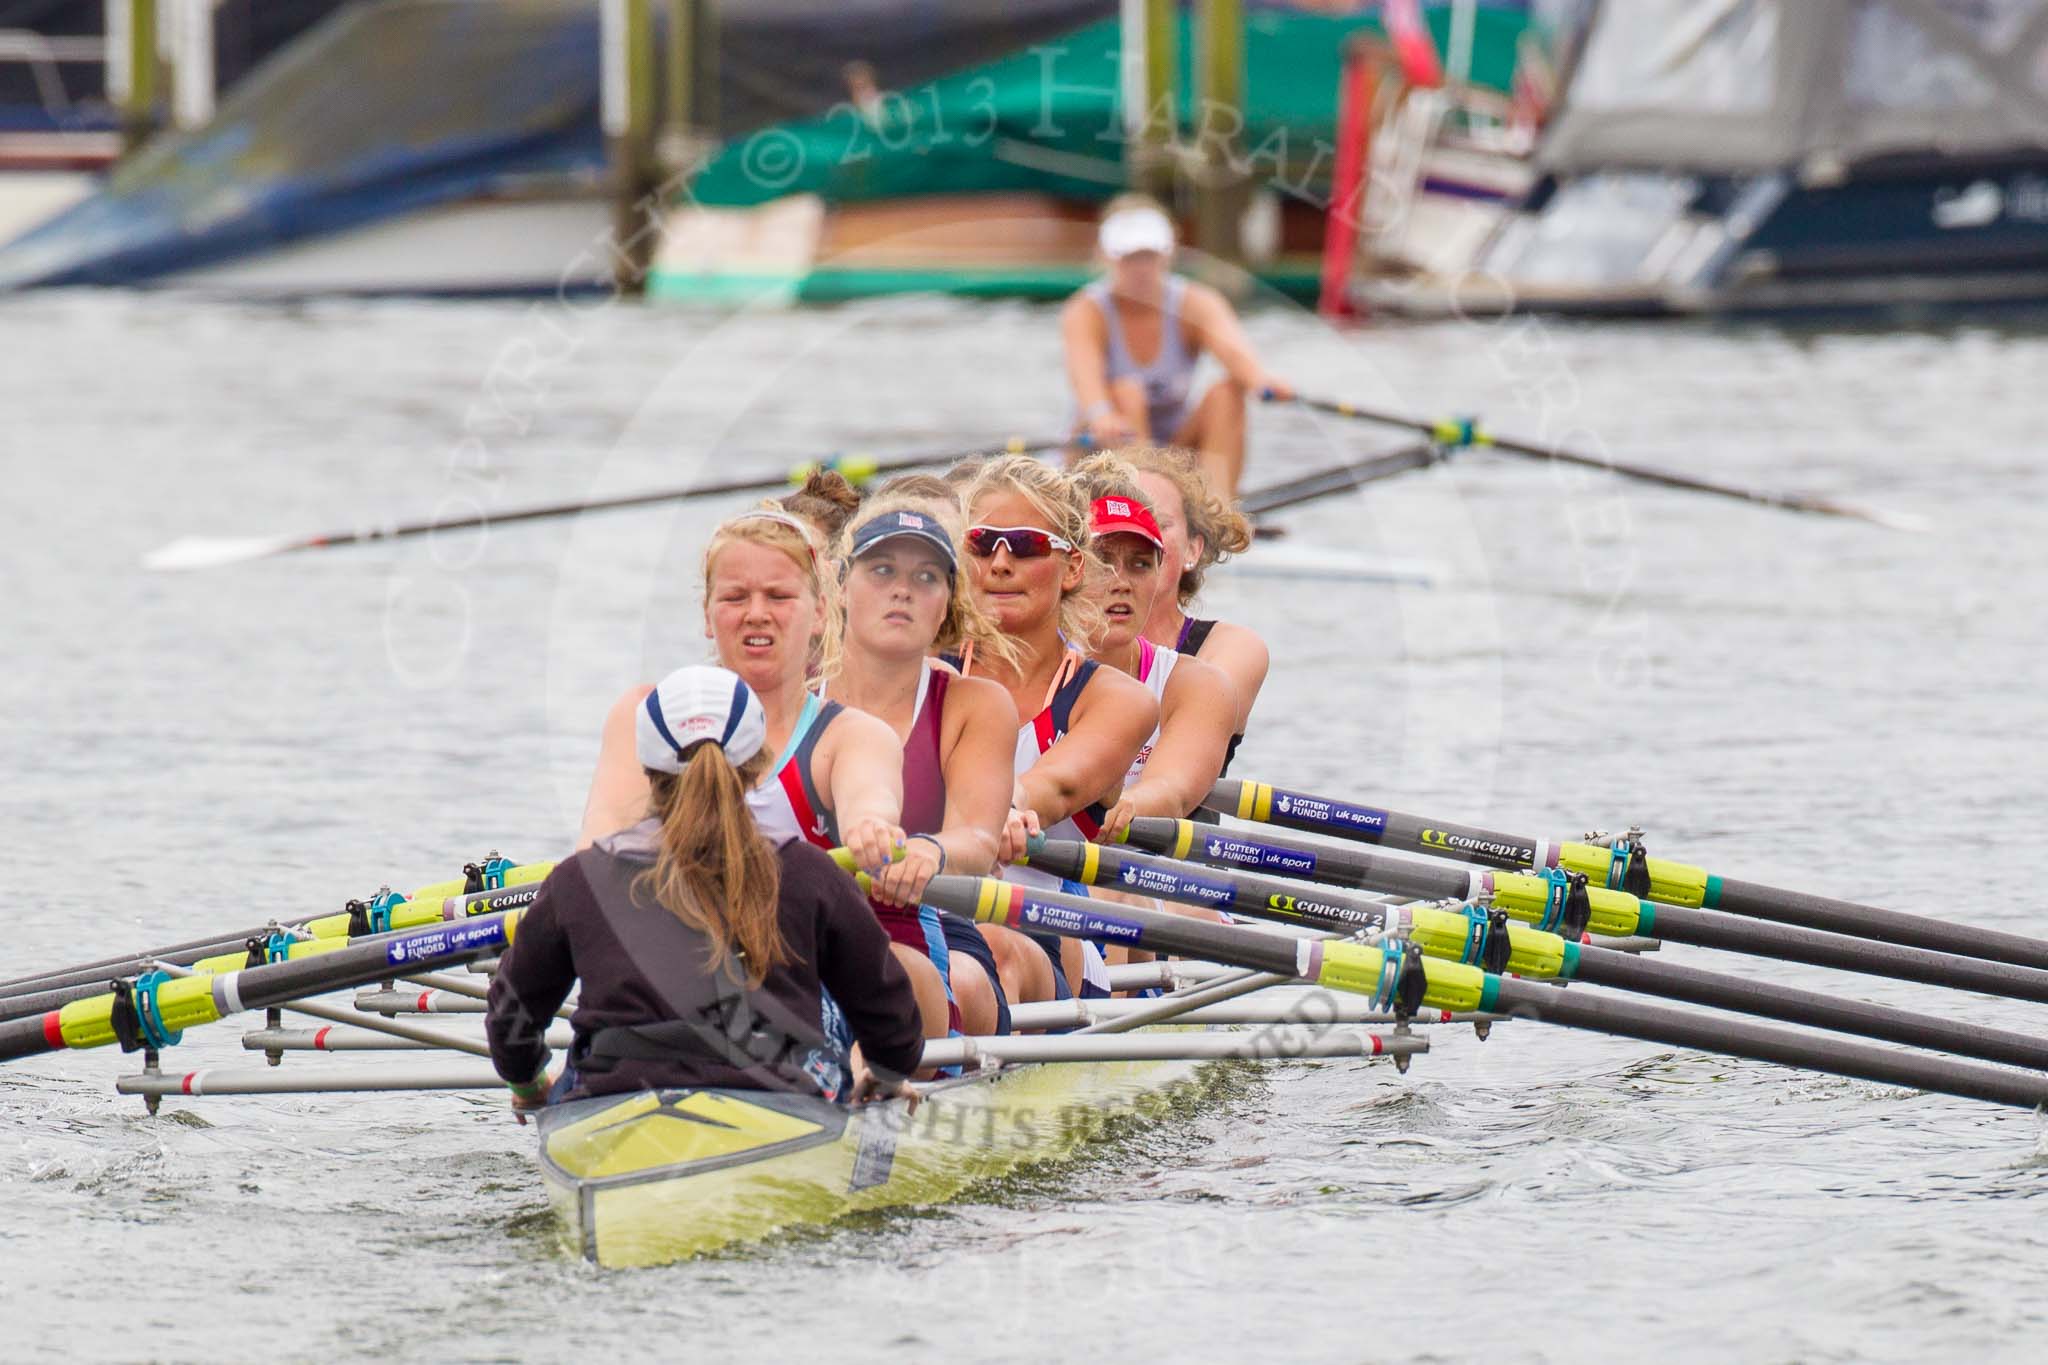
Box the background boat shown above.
[1351,0,2048,319]
[0,0,344,242]
[0,0,1537,300]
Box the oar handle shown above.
[830,845,908,875]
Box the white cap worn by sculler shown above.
[1099,205,1175,259]
[636,665,769,773]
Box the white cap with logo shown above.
[635,664,769,773]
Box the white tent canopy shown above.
[1541,0,2048,175]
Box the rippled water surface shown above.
[4,290,2047,1362]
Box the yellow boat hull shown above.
[536,1056,1200,1267]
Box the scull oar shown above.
[0,872,549,1022]
[905,872,2048,1110]
[1134,811,2048,1005]
[0,909,523,1063]
[1022,835,2048,1073]
[1207,778,2048,974]
[1263,391,1927,531]
[142,434,1065,571]
[1237,441,1445,518]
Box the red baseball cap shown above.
[1089,494,1164,548]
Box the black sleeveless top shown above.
[1175,616,1245,780]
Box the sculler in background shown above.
[1060,194,1297,500]
[487,665,924,1117]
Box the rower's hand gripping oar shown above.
[142,433,1069,571]
[1259,390,1928,532]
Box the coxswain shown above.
[1060,194,1296,500]
[486,665,924,1117]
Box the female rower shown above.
[814,478,1056,1033]
[956,454,1158,996]
[487,665,924,1116]
[776,468,864,674]
[576,508,958,1047]
[1060,194,1295,499]
[778,466,864,541]
[1072,456,1235,838]
[1125,445,1268,810]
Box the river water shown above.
[3,288,2045,1362]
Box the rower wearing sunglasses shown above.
[812,478,1058,1036]
[1071,456,1236,841]
[576,508,960,1056]
[953,454,1158,998]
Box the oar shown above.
[1129,813,2048,1008]
[1263,391,1927,531]
[1023,835,2048,1073]
[0,858,547,999]
[115,1062,504,1099]
[905,871,2048,1110]
[241,1023,574,1054]
[244,996,1472,1051]
[141,434,1065,571]
[0,875,549,1023]
[0,910,523,1064]
[1208,778,2048,973]
[124,1029,1423,1095]
[921,1027,1425,1069]
[1238,441,1445,518]
[148,958,494,1060]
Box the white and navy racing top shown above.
[1122,635,1179,790]
[745,693,843,847]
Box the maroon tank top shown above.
[859,664,952,963]
[899,665,950,837]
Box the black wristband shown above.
[907,833,947,874]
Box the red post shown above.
[1317,40,1377,321]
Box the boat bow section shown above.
[536,1059,1199,1267]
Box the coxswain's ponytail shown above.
[643,744,784,988]
[632,665,785,987]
